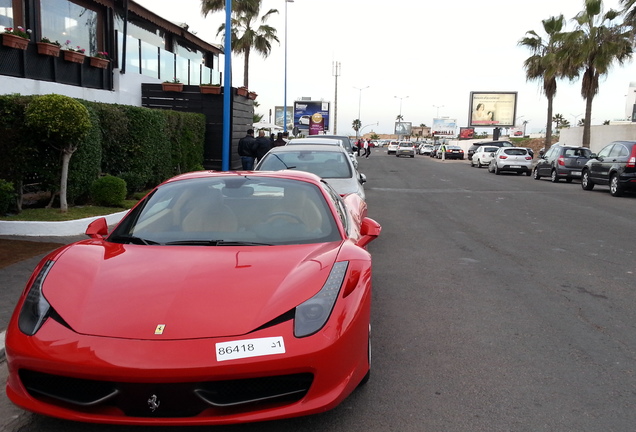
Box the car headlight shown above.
[18,260,54,336]
[294,261,348,338]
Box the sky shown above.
[135,0,635,135]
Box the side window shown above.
[609,144,628,158]
[597,144,613,158]
[545,147,556,159]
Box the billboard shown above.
[294,101,330,131]
[432,118,457,137]
[469,92,517,127]
[395,122,412,135]
[274,106,294,130]
[459,127,475,139]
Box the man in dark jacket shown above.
[238,129,256,170]
[254,129,272,162]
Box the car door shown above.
[538,146,556,176]
[588,143,614,183]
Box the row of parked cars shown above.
[468,139,636,197]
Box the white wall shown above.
[0,69,161,106]
[557,124,636,153]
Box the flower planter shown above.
[89,56,109,69]
[248,91,258,100]
[162,83,183,92]
[2,34,29,50]
[63,50,85,64]
[36,42,60,57]
[236,87,249,97]
[200,85,222,94]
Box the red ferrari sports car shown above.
[5,170,381,425]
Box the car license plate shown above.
[510,165,521,168]
[572,171,581,176]
[216,336,285,362]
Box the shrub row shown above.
[0,95,205,212]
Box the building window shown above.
[0,0,14,31]
[40,0,98,54]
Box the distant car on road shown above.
[418,144,433,155]
[581,140,636,196]
[387,141,399,155]
[396,141,415,158]
[440,145,464,160]
[488,147,533,175]
[533,144,592,183]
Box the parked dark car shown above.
[581,140,636,197]
[533,144,592,183]
[430,144,441,158]
[467,140,513,160]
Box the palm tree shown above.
[396,114,403,122]
[205,0,279,89]
[561,0,633,147]
[619,0,636,28]
[519,15,567,150]
[552,113,569,130]
[352,119,361,133]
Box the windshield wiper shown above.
[165,240,273,246]
[110,234,160,245]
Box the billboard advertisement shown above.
[432,118,457,137]
[294,101,330,131]
[395,122,412,135]
[459,127,475,139]
[275,106,294,130]
[469,92,517,127]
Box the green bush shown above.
[0,179,15,215]
[90,176,127,207]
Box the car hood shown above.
[43,241,342,340]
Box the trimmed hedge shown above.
[0,95,206,210]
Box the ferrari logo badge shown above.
[148,394,160,412]
[154,324,165,335]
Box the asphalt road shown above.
[2,148,636,431]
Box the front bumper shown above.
[6,292,371,425]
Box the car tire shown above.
[581,169,595,190]
[494,165,500,175]
[533,167,541,180]
[525,169,531,176]
[550,169,559,183]
[410,155,414,158]
[610,173,624,197]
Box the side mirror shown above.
[357,217,381,248]
[590,153,598,159]
[86,217,109,239]
[359,173,367,184]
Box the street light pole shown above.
[395,95,409,139]
[433,104,444,118]
[354,86,369,140]
[283,0,294,134]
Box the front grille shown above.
[20,369,313,418]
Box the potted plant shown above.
[62,40,86,64]
[236,86,249,97]
[36,37,61,57]
[162,78,183,92]
[89,51,110,69]
[199,83,222,94]
[248,91,258,100]
[2,26,31,50]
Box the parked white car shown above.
[488,147,533,175]
[470,145,499,168]
[387,141,399,155]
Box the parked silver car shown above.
[488,147,533,175]
[470,145,499,168]
[255,144,366,200]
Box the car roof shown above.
[270,144,348,153]
[164,167,324,185]
[287,138,342,146]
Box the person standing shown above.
[440,143,446,161]
[238,129,256,170]
[272,132,286,147]
[254,129,272,162]
[363,139,370,158]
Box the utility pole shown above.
[333,61,340,135]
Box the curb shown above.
[0,211,128,236]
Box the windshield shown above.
[257,150,352,179]
[109,176,341,246]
